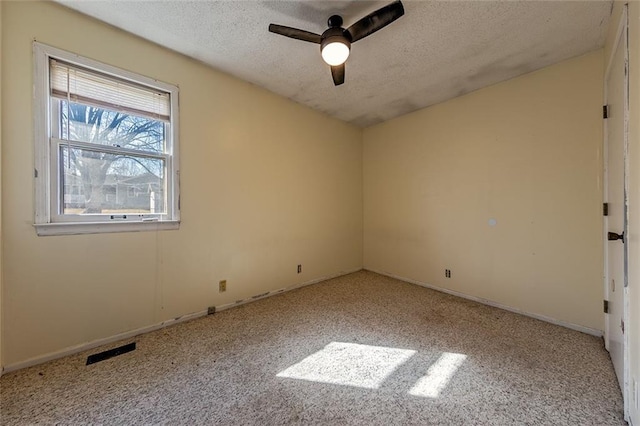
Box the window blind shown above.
[50,59,171,121]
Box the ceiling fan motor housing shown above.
[320,26,352,53]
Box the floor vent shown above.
[86,342,136,365]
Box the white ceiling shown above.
[56,1,613,127]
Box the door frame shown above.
[603,3,630,420]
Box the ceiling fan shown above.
[268,1,405,86]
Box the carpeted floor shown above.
[0,271,625,425]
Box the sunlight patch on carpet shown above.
[276,342,416,389]
[408,352,467,398]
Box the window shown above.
[33,42,180,235]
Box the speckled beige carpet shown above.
[0,271,625,425]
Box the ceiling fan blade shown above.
[331,64,345,86]
[346,1,405,43]
[268,24,322,44]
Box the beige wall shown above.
[363,51,604,331]
[608,1,640,423]
[1,1,363,367]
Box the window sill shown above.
[34,220,180,236]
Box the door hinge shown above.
[604,300,609,314]
[603,203,609,216]
[608,231,625,242]
[621,319,625,334]
[603,105,609,119]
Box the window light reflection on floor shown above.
[276,342,416,389]
[408,352,467,398]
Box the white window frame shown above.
[33,42,180,236]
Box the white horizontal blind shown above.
[50,59,171,121]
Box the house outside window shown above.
[33,42,180,235]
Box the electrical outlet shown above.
[297,264,302,274]
[445,269,451,278]
[219,280,227,293]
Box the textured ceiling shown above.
[56,1,612,127]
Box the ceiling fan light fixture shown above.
[321,38,350,66]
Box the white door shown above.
[604,8,628,415]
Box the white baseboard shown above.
[287,267,363,291]
[215,268,362,312]
[2,268,362,374]
[8,267,591,373]
[3,309,208,374]
[366,268,603,337]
